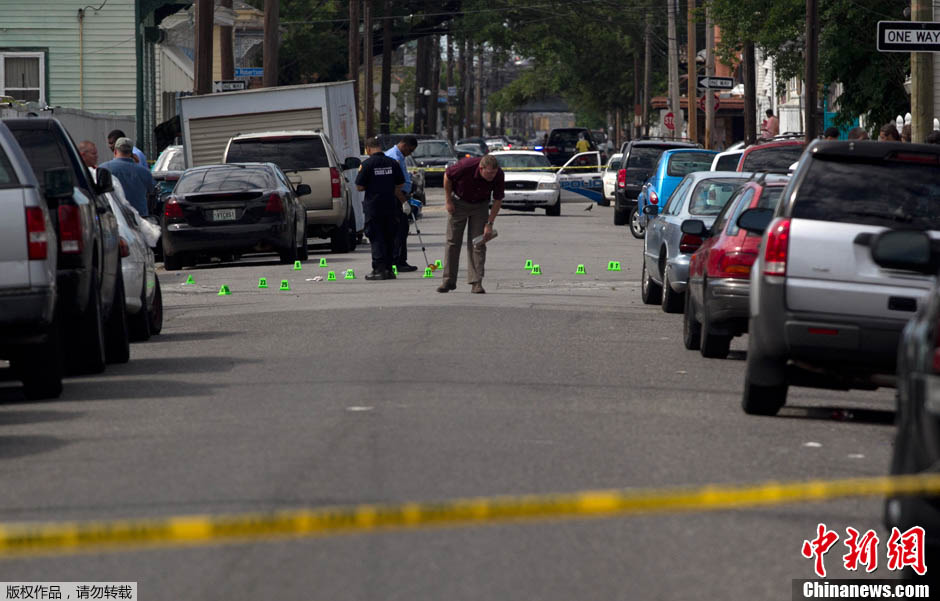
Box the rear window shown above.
[413,141,454,158]
[548,130,591,150]
[726,185,785,236]
[155,148,184,171]
[667,152,714,177]
[226,137,329,170]
[791,157,940,229]
[0,146,19,188]
[607,158,622,171]
[176,166,275,194]
[740,145,803,172]
[626,147,667,170]
[9,129,73,187]
[688,179,744,215]
[713,153,741,171]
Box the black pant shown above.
[393,211,410,266]
[367,214,400,272]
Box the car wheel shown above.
[661,268,684,314]
[640,260,662,305]
[163,253,183,271]
[741,333,788,415]
[330,210,355,253]
[298,231,309,261]
[104,271,130,364]
[14,317,63,401]
[699,304,732,358]
[741,376,788,416]
[128,277,152,342]
[629,207,645,238]
[683,290,701,350]
[613,209,627,226]
[65,269,106,375]
[278,233,298,265]
[149,276,163,335]
[545,199,561,216]
[599,196,611,207]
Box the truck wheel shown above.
[104,271,130,364]
[128,277,152,342]
[14,318,63,401]
[67,270,107,375]
[741,334,788,415]
[613,209,627,226]
[149,277,163,335]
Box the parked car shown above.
[635,148,718,231]
[557,151,604,205]
[710,148,744,171]
[490,150,561,216]
[736,139,804,173]
[485,136,511,151]
[411,139,457,186]
[0,121,63,399]
[405,155,426,203]
[641,171,752,313]
[683,175,788,358]
[456,137,489,156]
[222,130,361,253]
[544,128,597,167]
[377,133,435,151]
[5,117,129,374]
[161,163,309,270]
[614,139,698,231]
[602,153,623,207]
[740,140,940,416]
[455,143,485,159]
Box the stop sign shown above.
[664,112,675,130]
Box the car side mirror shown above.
[343,157,361,170]
[93,167,114,194]
[43,167,73,200]
[870,230,937,274]
[681,219,708,237]
[295,183,312,196]
[643,205,659,216]
[737,208,774,234]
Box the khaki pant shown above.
[443,196,488,286]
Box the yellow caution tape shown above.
[0,474,935,558]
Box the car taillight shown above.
[118,237,130,258]
[58,205,83,254]
[330,167,342,198]
[546,146,558,153]
[617,168,626,188]
[679,234,704,254]
[762,218,791,276]
[649,189,659,205]
[164,197,183,219]
[717,251,757,279]
[25,207,48,260]
[265,192,283,213]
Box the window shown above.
[225,136,329,170]
[0,52,44,104]
[688,179,746,216]
[666,152,715,177]
[176,166,276,193]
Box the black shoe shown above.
[437,282,457,293]
[386,270,396,280]
[396,263,419,272]
[365,270,389,281]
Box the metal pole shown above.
[363,0,374,137]
[744,41,756,144]
[804,0,818,143]
[379,0,391,135]
[704,5,715,149]
[348,0,360,117]
[262,0,278,87]
[687,0,697,144]
[194,0,213,95]
[911,0,934,143]
[643,14,651,136]
[667,0,683,139]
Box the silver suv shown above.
[222,131,361,253]
[740,140,940,415]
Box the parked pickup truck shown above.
[4,117,129,375]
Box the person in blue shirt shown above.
[384,136,418,272]
[99,137,154,217]
[107,129,148,166]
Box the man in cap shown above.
[99,137,154,217]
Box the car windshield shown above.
[740,145,804,172]
[226,137,329,171]
[688,179,745,215]
[792,156,940,229]
[176,166,275,193]
[155,148,184,171]
[493,154,551,171]
[9,129,75,188]
[713,153,741,171]
[413,142,453,158]
[626,147,666,170]
[667,152,715,177]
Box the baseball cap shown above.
[114,137,134,152]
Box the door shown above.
[557,152,603,203]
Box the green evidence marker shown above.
[344,269,356,280]
[184,274,195,285]
[524,259,533,270]
[293,261,302,271]
[279,280,291,291]
[327,271,337,281]
[258,277,268,289]
[218,285,231,296]
[531,264,542,275]
[576,264,586,274]
[319,257,328,267]
[423,267,434,278]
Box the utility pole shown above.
[687,0,697,144]
[633,50,640,139]
[348,0,360,117]
[912,0,934,143]
[262,0,278,87]
[475,45,484,135]
[446,36,454,142]
[363,0,374,137]
[220,0,234,80]
[667,0,684,139]
[804,0,818,143]
[457,36,466,139]
[743,42,756,144]
[379,0,391,135]
[705,5,715,149]
[643,14,651,136]
[464,40,474,136]
[429,36,440,136]
[194,0,213,95]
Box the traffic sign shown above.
[212,80,247,93]
[235,67,264,78]
[698,94,720,111]
[447,86,457,96]
[664,112,675,130]
[697,76,734,90]
[877,21,940,52]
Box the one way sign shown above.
[697,76,735,90]
[878,21,940,52]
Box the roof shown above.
[684,170,755,182]
[490,150,545,156]
[230,130,322,139]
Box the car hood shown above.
[503,171,557,183]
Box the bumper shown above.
[306,198,346,228]
[704,277,750,333]
[163,222,291,256]
[665,255,691,293]
[0,287,56,347]
[501,189,559,208]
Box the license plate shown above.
[212,209,237,221]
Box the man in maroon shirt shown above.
[440,154,505,294]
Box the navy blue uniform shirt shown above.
[355,152,405,219]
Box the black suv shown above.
[5,117,130,375]
[614,139,698,228]
[544,128,598,167]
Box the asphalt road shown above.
[0,188,899,600]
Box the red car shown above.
[735,139,804,173]
[681,175,788,358]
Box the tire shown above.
[640,260,662,305]
[104,271,130,364]
[599,196,611,207]
[661,268,684,314]
[128,276,152,342]
[330,210,355,253]
[298,229,309,261]
[149,276,163,335]
[614,209,627,226]
[629,207,645,239]
[14,318,63,401]
[545,199,561,216]
[278,232,298,264]
[699,300,732,358]
[67,270,106,375]
[741,375,788,416]
[163,253,183,271]
[682,290,701,350]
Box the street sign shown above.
[212,80,247,93]
[447,86,457,97]
[699,94,720,111]
[878,21,940,52]
[697,76,735,90]
[234,67,264,78]
[664,112,675,130]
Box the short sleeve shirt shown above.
[444,157,505,203]
[384,145,411,195]
[355,152,404,219]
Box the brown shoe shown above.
[437,282,456,293]
[471,284,486,294]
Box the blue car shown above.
[636,149,717,230]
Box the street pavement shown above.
[0,188,898,600]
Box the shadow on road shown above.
[144,331,240,344]
[0,435,69,460]
[777,405,896,425]
[0,410,85,426]
[103,355,260,377]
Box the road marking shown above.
[346,406,373,412]
[803,442,823,448]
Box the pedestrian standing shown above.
[356,138,406,280]
[878,123,901,141]
[847,127,869,140]
[384,136,419,272]
[439,154,504,294]
[78,140,99,169]
[99,137,154,217]
[763,110,779,138]
[575,133,590,153]
[107,129,148,166]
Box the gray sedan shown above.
[640,171,753,313]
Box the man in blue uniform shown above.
[356,137,406,280]
[384,135,419,272]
